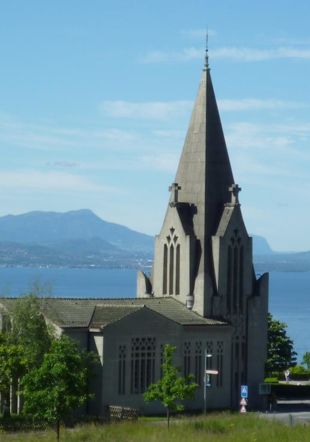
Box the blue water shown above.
[0,268,308,361]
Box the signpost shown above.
[240,385,248,413]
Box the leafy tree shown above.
[21,335,97,441]
[144,344,198,427]
[302,352,310,370]
[0,334,27,402]
[9,294,53,369]
[0,293,53,413]
[266,313,297,374]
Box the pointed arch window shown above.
[169,244,174,294]
[227,230,244,314]
[163,228,181,296]
[163,245,168,294]
[175,244,180,295]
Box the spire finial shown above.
[204,29,209,71]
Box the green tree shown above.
[0,334,27,402]
[9,294,53,369]
[21,335,96,441]
[144,344,198,428]
[266,313,297,374]
[302,352,310,370]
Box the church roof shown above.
[174,65,234,276]
[175,66,234,236]
[0,297,228,329]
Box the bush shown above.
[289,365,310,380]
[264,377,279,384]
[0,414,47,431]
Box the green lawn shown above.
[1,413,310,442]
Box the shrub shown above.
[264,377,279,384]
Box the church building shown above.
[0,53,268,414]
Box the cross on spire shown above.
[228,184,241,205]
[169,182,181,207]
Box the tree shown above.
[0,334,27,402]
[0,293,53,414]
[266,313,297,374]
[144,344,198,428]
[21,335,96,442]
[302,352,310,370]
[9,294,53,369]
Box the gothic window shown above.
[183,341,191,377]
[163,228,180,296]
[241,339,247,384]
[227,230,244,314]
[160,343,164,378]
[163,245,168,294]
[130,337,156,394]
[169,245,174,295]
[118,345,126,395]
[216,341,224,387]
[194,341,202,385]
[239,246,244,311]
[226,246,232,312]
[233,245,238,312]
[175,244,180,295]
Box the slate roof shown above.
[0,297,228,329]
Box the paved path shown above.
[261,400,310,425]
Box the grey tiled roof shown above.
[0,297,228,329]
[91,305,142,328]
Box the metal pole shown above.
[204,351,212,415]
[204,348,207,414]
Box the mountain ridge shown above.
[0,210,308,271]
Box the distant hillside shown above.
[252,235,274,255]
[0,209,153,252]
[0,210,308,271]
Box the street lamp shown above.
[203,351,219,414]
[203,351,212,414]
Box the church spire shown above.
[175,48,234,240]
[172,44,235,314]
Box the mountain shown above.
[0,209,153,252]
[0,210,308,271]
[252,235,274,255]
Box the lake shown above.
[0,267,308,361]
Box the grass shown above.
[1,413,310,442]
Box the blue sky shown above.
[0,0,309,251]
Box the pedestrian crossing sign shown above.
[241,385,248,398]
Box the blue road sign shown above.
[241,385,248,398]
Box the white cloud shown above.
[46,161,79,168]
[100,100,192,120]
[226,121,310,152]
[0,170,108,193]
[218,98,308,112]
[212,46,310,61]
[141,47,202,63]
[142,45,310,64]
[140,152,179,173]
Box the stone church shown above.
[0,55,268,414]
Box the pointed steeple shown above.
[175,63,234,242]
[173,57,234,315]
